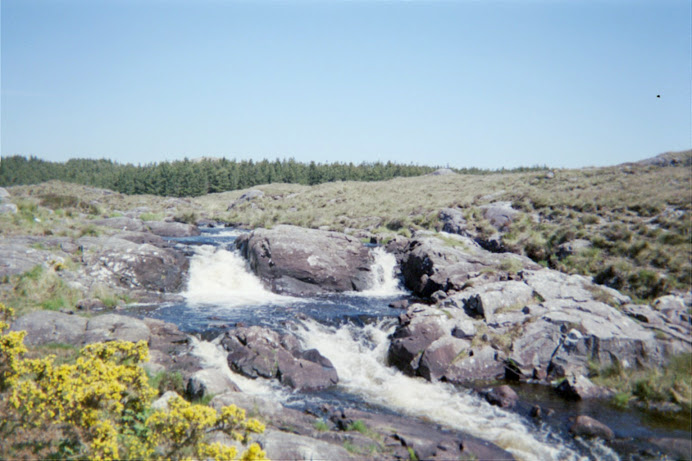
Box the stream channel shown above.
[128,227,689,461]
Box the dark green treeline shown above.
[0,155,544,197]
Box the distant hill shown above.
[625,149,692,167]
[0,155,544,198]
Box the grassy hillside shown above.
[2,155,690,302]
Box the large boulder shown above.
[84,314,151,344]
[569,415,614,440]
[236,225,373,295]
[398,234,538,298]
[78,236,189,293]
[186,368,240,400]
[0,239,56,278]
[221,326,338,392]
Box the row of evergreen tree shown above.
[0,155,544,197]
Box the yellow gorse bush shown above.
[0,303,268,461]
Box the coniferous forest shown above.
[0,155,545,197]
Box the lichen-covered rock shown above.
[398,235,538,298]
[78,236,188,293]
[236,225,372,295]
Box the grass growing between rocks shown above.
[193,160,690,303]
[589,353,692,411]
[3,265,81,316]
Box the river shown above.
[127,227,687,461]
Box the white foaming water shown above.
[358,247,407,297]
[184,245,293,307]
[293,319,592,461]
[210,228,247,238]
[190,336,290,403]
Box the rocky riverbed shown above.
[1,182,690,460]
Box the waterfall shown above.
[184,245,292,307]
[190,336,290,402]
[359,247,407,297]
[293,319,607,461]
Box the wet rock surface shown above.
[569,415,614,440]
[236,225,373,295]
[211,392,515,461]
[221,325,339,391]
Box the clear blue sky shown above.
[2,0,690,169]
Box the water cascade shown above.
[359,246,407,297]
[293,319,607,461]
[184,245,291,307]
[147,229,627,461]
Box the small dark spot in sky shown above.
[657,94,661,98]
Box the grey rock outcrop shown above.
[398,234,539,298]
[236,225,373,295]
[221,326,338,391]
[555,374,614,400]
[84,314,151,344]
[555,239,592,260]
[10,311,211,390]
[438,208,468,235]
[211,392,514,461]
[0,239,57,278]
[480,202,519,230]
[388,234,676,385]
[227,190,264,210]
[11,311,88,346]
[78,236,188,293]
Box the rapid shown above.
[133,228,620,461]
